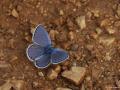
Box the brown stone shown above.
[62,66,87,85]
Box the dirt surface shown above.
[0,0,120,90]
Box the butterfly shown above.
[26,25,69,68]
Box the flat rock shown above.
[56,87,72,90]
[62,66,87,85]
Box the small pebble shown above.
[76,16,86,29]
[11,55,18,61]
[11,9,19,18]
[25,36,31,42]
[54,65,61,73]
[105,52,111,61]
[68,31,74,40]
[91,10,100,17]
[47,69,59,80]
[59,10,64,16]
[86,76,91,82]
[95,27,102,35]
[38,71,44,77]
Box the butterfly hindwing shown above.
[34,54,51,68]
[26,44,44,61]
[51,48,69,64]
[32,25,51,47]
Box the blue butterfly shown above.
[26,25,69,68]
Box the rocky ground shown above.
[0,0,120,90]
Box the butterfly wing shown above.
[26,44,44,61]
[32,25,51,47]
[34,54,51,68]
[51,48,69,64]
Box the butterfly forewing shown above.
[26,44,44,61]
[51,48,69,64]
[32,25,51,47]
[34,54,51,68]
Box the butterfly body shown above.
[26,25,69,68]
[44,45,54,54]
